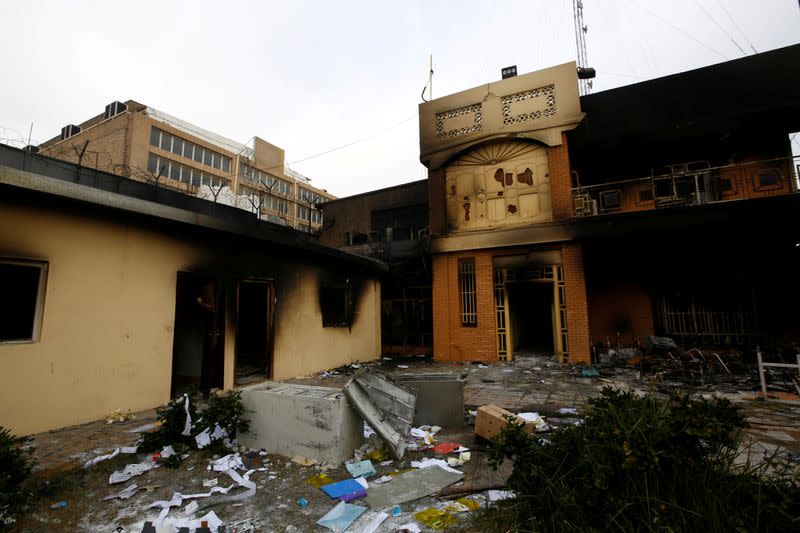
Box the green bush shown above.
[138,390,250,455]
[489,388,800,532]
[0,427,36,524]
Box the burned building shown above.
[319,180,432,355]
[0,144,384,436]
[421,45,800,364]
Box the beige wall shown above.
[0,198,380,436]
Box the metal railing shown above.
[572,155,799,217]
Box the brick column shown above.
[561,242,591,364]
[548,132,573,222]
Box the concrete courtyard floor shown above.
[12,354,800,532]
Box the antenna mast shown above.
[573,0,592,95]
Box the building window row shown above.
[297,204,323,225]
[298,188,325,224]
[240,163,292,196]
[150,127,232,173]
[147,152,229,188]
[239,184,290,215]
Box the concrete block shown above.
[238,382,364,465]
[395,373,465,428]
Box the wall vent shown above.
[104,101,128,120]
[60,124,81,140]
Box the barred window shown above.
[459,259,477,327]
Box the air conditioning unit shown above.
[60,124,81,140]
[104,101,128,119]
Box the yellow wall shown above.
[0,199,380,435]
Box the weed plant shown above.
[488,388,799,532]
[0,427,36,524]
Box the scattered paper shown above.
[558,407,579,415]
[372,475,392,484]
[397,365,410,369]
[517,412,540,423]
[181,394,192,436]
[103,483,139,501]
[358,511,389,533]
[124,422,159,433]
[160,445,176,458]
[478,364,488,369]
[321,478,366,500]
[363,423,376,439]
[317,501,367,532]
[85,448,120,468]
[410,458,462,474]
[396,523,421,533]
[211,424,228,440]
[109,461,159,484]
[354,476,369,489]
[431,442,461,455]
[203,478,218,488]
[163,511,223,532]
[487,489,516,502]
[183,500,198,515]
[195,428,212,449]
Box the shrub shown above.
[0,427,36,524]
[138,390,250,455]
[489,388,800,532]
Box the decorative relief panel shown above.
[501,85,556,126]
[435,103,483,140]
[445,141,552,232]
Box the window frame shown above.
[459,258,477,327]
[0,259,48,343]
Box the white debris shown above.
[410,458,462,474]
[109,461,159,484]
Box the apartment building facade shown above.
[37,100,334,232]
[420,45,800,364]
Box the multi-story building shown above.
[37,100,334,232]
[319,180,432,354]
[419,45,800,364]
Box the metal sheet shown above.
[363,467,463,509]
[343,368,417,460]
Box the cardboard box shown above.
[474,404,533,441]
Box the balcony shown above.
[572,156,799,218]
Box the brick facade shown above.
[432,242,592,364]
[587,281,655,347]
[432,250,497,362]
[40,115,131,176]
[548,132,573,221]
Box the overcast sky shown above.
[1,1,798,197]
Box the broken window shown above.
[0,260,47,342]
[321,284,353,327]
[459,259,477,327]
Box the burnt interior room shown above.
[235,280,271,385]
[508,281,554,355]
[171,272,224,396]
[579,195,800,352]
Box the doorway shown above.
[235,279,273,385]
[508,281,555,355]
[171,272,224,397]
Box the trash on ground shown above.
[558,407,579,415]
[487,489,516,502]
[359,511,389,533]
[48,501,67,510]
[475,404,536,441]
[321,478,366,500]
[183,500,198,515]
[297,497,308,507]
[105,409,136,424]
[391,505,402,516]
[414,508,456,530]
[109,461,159,484]
[372,475,392,484]
[396,524,421,533]
[316,501,368,532]
[363,465,463,508]
[306,472,335,489]
[124,422,159,433]
[431,442,461,455]
[581,368,599,378]
[344,367,418,460]
[203,478,218,488]
[291,455,317,467]
[410,457,462,474]
[345,460,376,478]
[84,446,138,468]
[103,483,140,501]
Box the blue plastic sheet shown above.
[316,501,367,532]
[321,478,365,499]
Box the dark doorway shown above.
[508,282,555,355]
[235,280,273,385]
[171,272,224,397]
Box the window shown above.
[459,259,477,327]
[0,260,47,342]
[321,285,353,327]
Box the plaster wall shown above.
[0,199,381,435]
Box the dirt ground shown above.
[8,354,800,532]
